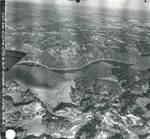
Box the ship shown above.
[5,49,27,71]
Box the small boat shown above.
[141,52,150,57]
[5,49,27,71]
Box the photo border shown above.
[0,0,5,138]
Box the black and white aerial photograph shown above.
[1,0,150,138]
